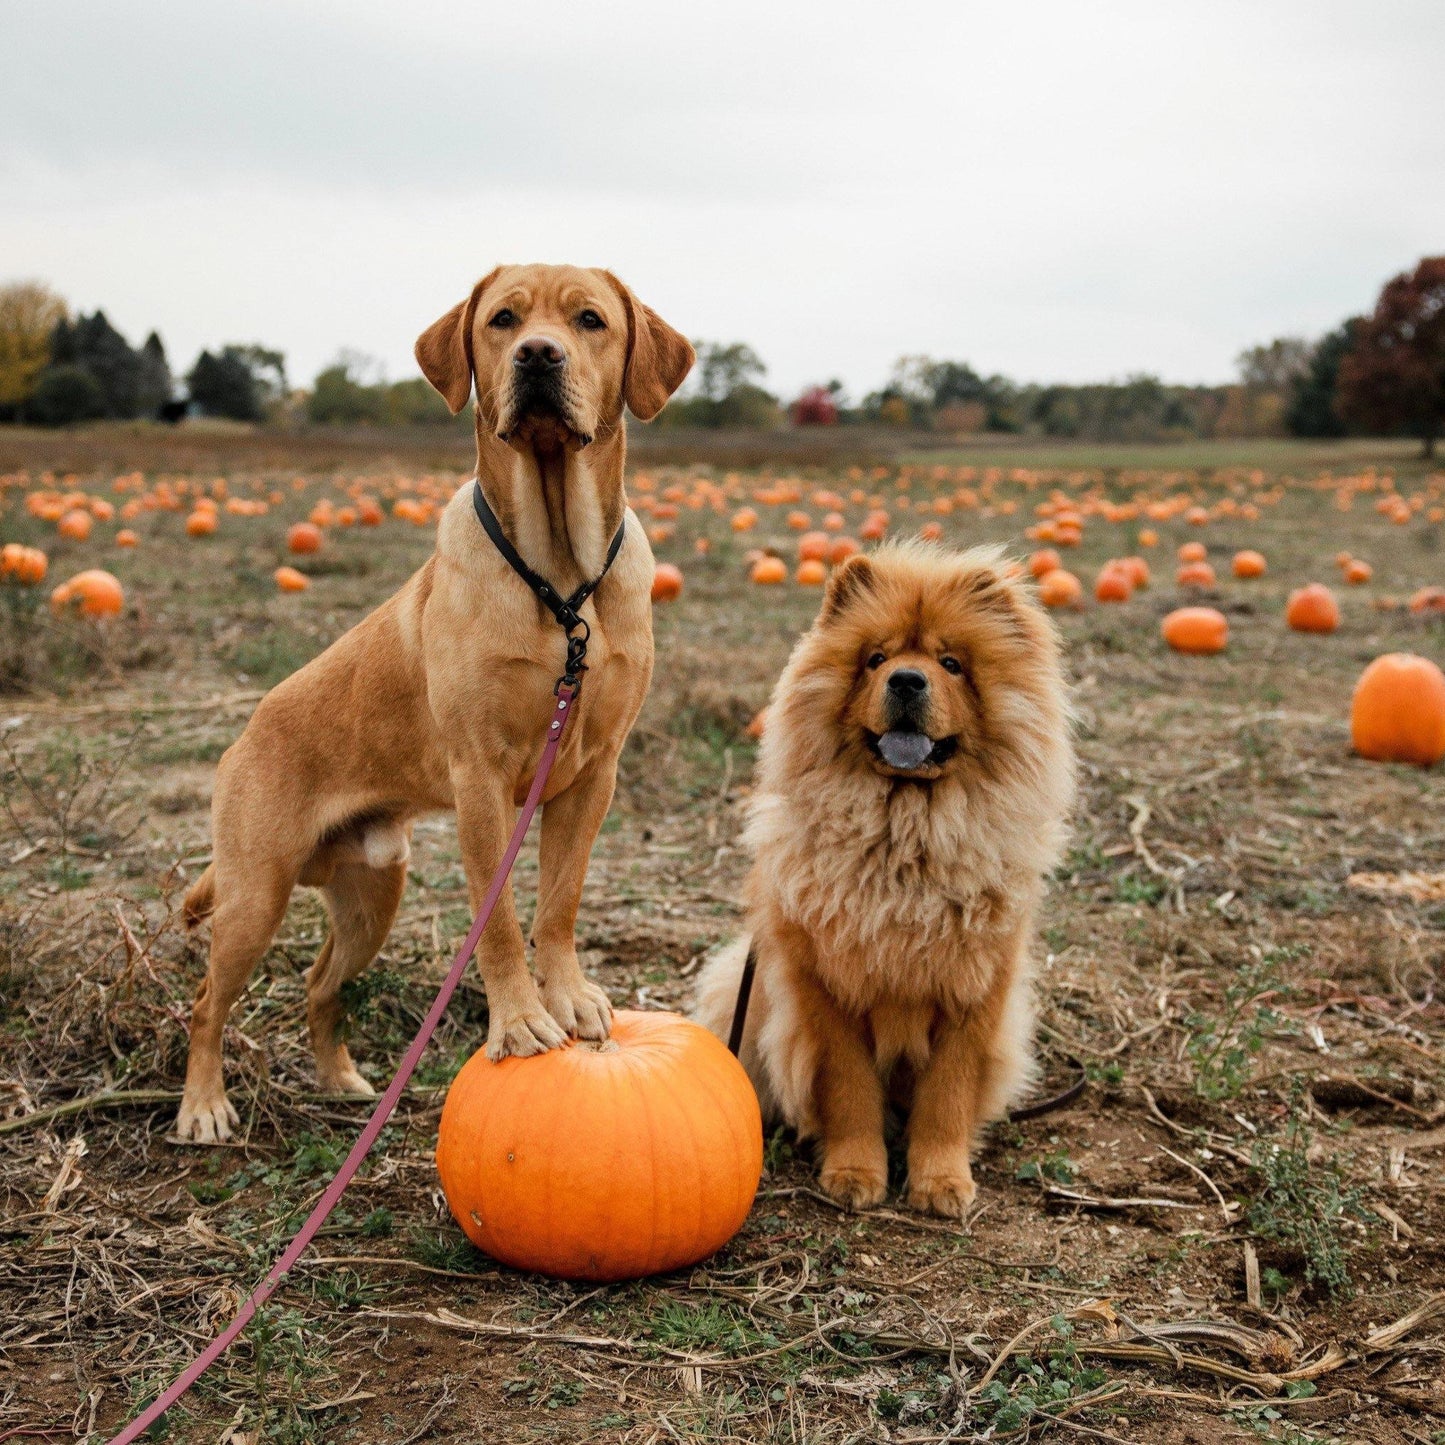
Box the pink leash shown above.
[105,683,578,1444]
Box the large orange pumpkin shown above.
[1162,606,1228,654]
[651,562,684,602]
[796,558,827,585]
[750,556,787,585]
[1232,550,1266,579]
[436,1012,762,1281]
[1350,653,1445,766]
[1286,583,1339,633]
[50,569,124,618]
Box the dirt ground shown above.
[1,425,1442,1444]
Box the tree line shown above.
[0,284,453,429]
[660,255,1444,455]
[1,255,1440,451]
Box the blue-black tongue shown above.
[878,730,933,770]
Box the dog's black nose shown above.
[513,337,565,372]
[886,668,928,698]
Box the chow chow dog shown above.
[694,542,1074,1215]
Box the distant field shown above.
[2,424,1442,1443]
[3,419,1433,481]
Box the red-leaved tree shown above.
[1336,256,1445,457]
[789,385,839,426]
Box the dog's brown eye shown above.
[940,655,963,675]
[489,308,517,329]
[866,651,886,670]
[577,309,605,331]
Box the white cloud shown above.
[2,0,1442,396]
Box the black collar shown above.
[471,477,626,637]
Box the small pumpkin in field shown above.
[1028,548,1061,578]
[288,521,323,554]
[651,562,683,602]
[1232,549,1266,579]
[731,507,758,533]
[58,509,93,541]
[829,536,860,564]
[1119,556,1150,589]
[796,558,827,585]
[750,556,787,585]
[1177,541,1207,563]
[1095,562,1132,603]
[1176,560,1216,588]
[797,531,830,562]
[1037,568,1082,608]
[185,510,217,537]
[1409,585,1445,615]
[1137,528,1159,548]
[1351,653,1445,766]
[50,569,124,618]
[115,529,138,548]
[1162,606,1228,654]
[274,565,311,593]
[1343,559,1372,585]
[436,1012,762,1281]
[1286,583,1339,633]
[1,543,48,584]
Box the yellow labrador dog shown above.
[176,265,693,1142]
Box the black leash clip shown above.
[558,620,591,694]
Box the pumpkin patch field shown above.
[2,426,1444,1443]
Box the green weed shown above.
[1186,950,1297,1100]
[1247,1097,1369,1298]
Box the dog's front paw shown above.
[907,1168,977,1219]
[486,1004,569,1061]
[541,974,612,1041]
[820,1163,887,1211]
[175,1086,240,1145]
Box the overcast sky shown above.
[4,1,1442,399]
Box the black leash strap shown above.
[727,944,758,1057]
[472,480,626,690]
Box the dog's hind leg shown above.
[306,845,408,1095]
[177,866,294,1144]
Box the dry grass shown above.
[1,429,1443,1443]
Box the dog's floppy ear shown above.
[602,272,694,421]
[414,268,500,414]
[821,554,876,622]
